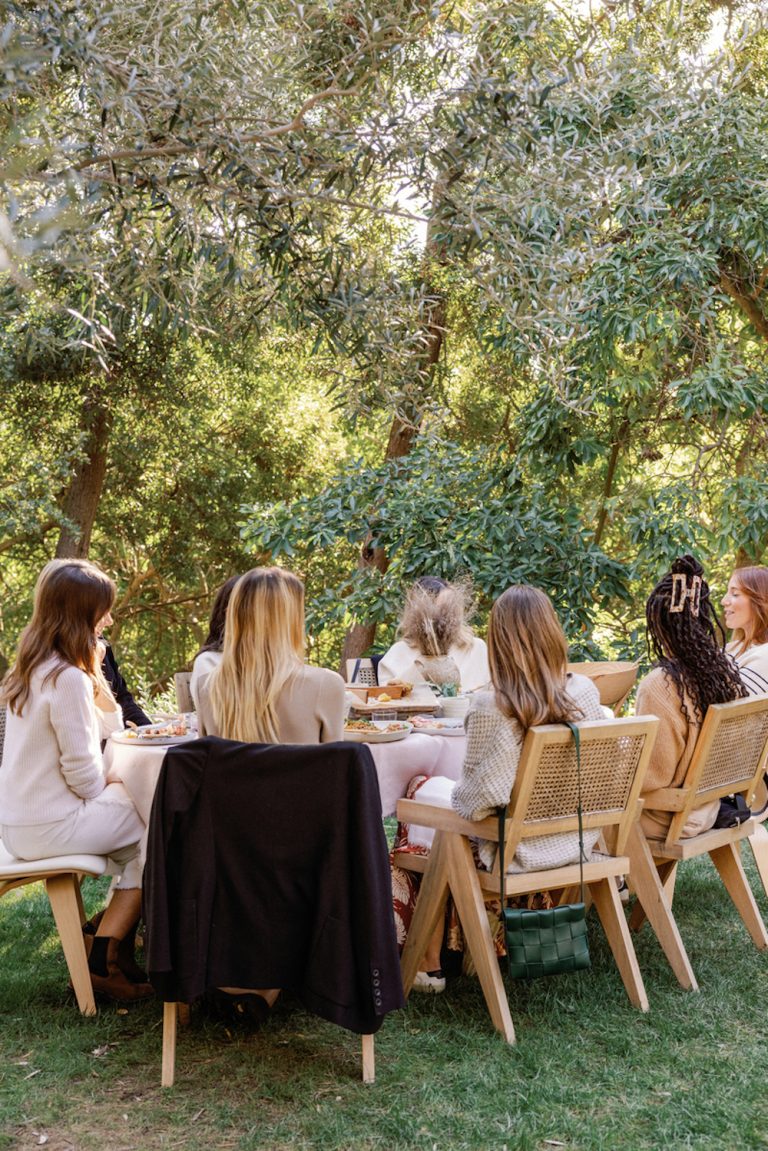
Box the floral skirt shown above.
[390,776,554,961]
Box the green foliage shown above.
[2,0,768,684]
[242,434,629,656]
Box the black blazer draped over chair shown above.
[143,737,404,1034]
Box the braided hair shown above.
[645,554,747,725]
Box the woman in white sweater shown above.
[393,584,604,991]
[378,577,490,697]
[721,566,768,694]
[721,565,768,814]
[0,560,151,1002]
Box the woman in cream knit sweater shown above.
[393,584,604,991]
[0,560,151,1002]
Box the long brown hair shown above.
[488,585,584,730]
[729,566,768,655]
[208,567,305,742]
[1,559,116,715]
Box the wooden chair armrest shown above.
[395,798,499,840]
[641,787,688,812]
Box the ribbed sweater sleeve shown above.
[46,666,107,800]
[634,668,694,792]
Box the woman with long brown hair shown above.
[393,583,604,991]
[0,559,152,1002]
[721,565,768,694]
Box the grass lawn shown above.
[1,855,768,1151]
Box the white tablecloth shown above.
[104,732,466,823]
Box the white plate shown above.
[411,719,466,737]
[111,731,197,747]
[343,722,412,744]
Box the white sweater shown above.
[728,641,768,696]
[0,658,122,827]
[378,637,490,694]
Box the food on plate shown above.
[410,715,464,731]
[344,719,410,734]
[123,716,189,740]
[376,692,392,702]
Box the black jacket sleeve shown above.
[101,644,151,727]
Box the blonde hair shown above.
[208,567,305,742]
[1,559,115,715]
[729,566,768,656]
[398,579,475,657]
[488,585,584,731]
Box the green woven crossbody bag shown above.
[498,721,591,980]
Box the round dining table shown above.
[104,730,466,824]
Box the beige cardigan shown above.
[634,667,718,838]
[195,663,345,744]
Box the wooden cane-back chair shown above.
[395,716,659,1043]
[746,773,768,899]
[627,695,768,961]
[567,662,639,715]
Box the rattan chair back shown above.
[502,718,658,861]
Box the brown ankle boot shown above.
[88,937,154,1003]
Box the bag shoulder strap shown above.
[497,721,586,906]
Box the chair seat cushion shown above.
[0,841,109,878]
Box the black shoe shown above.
[203,989,270,1028]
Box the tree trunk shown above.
[594,418,630,549]
[55,388,112,559]
[339,201,449,672]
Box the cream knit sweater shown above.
[0,658,123,827]
[451,673,605,871]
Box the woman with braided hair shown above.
[635,554,748,838]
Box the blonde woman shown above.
[191,566,345,1025]
[0,560,152,1002]
[378,577,490,695]
[392,584,604,991]
[721,566,768,694]
[195,567,345,744]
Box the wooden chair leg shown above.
[625,825,698,991]
[45,874,97,1016]
[445,837,515,1043]
[710,843,768,950]
[400,834,451,996]
[361,1034,375,1083]
[589,876,649,1012]
[662,862,678,905]
[162,1001,178,1087]
[628,854,676,931]
[747,822,768,898]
